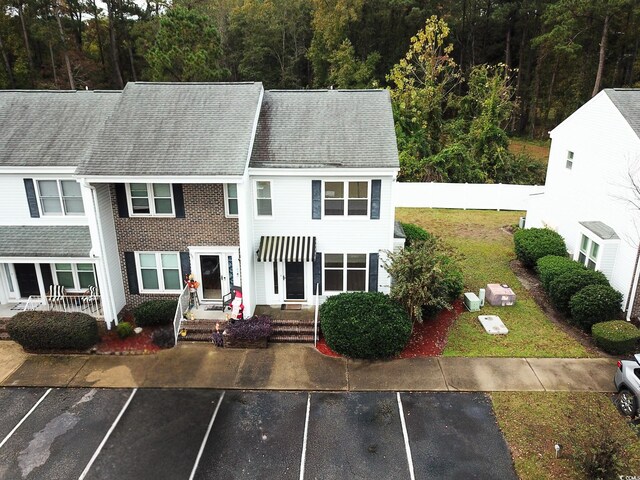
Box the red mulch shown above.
[96,327,161,355]
[315,299,465,359]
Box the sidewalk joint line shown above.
[345,360,350,392]
[397,392,416,480]
[189,391,225,480]
[299,392,311,480]
[66,357,90,387]
[524,358,547,392]
[0,387,52,450]
[78,387,137,480]
[233,351,249,387]
[436,358,449,391]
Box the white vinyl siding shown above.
[127,183,174,216]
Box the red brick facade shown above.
[110,183,239,308]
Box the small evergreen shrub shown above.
[151,327,175,348]
[514,228,567,268]
[8,311,99,351]
[320,292,412,359]
[224,315,272,341]
[133,300,177,327]
[569,284,623,331]
[536,255,585,292]
[592,321,640,355]
[400,222,432,248]
[116,321,134,339]
[549,268,609,315]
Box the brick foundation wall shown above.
[111,183,239,308]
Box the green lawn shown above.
[396,208,591,357]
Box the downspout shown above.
[626,246,640,321]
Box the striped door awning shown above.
[256,236,316,262]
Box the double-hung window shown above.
[225,184,239,217]
[578,234,599,270]
[37,180,84,215]
[324,253,367,292]
[128,183,174,216]
[566,151,574,170]
[324,181,368,216]
[54,263,97,290]
[256,181,272,216]
[136,252,181,292]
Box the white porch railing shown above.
[173,285,191,345]
[23,294,103,316]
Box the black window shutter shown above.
[40,264,53,292]
[173,184,185,218]
[313,252,322,295]
[370,180,381,219]
[124,252,139,294]
[312,180,321,219]
[368,253,379,292]
[115,184,129,218]
[24,179,40,218]
[180,252,191,281]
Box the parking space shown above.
[0,388,517,479]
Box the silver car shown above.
[615,354,640,417]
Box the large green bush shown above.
[8,311,99,351]
[569,284,623,331]
[514,228,567,268]
[536,255,585,292]
[549,268,609,315]
[320,292,412,359]
[592,321,640,355]
[133,299,177,327]
[400,222,432,248]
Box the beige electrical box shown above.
[486,284,516,306]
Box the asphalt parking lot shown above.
[0,388,517,480]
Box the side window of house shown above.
[324,181,368,216]
[566,151,574,170]
[324,253,367,292]
[578,234,599,269]
[37,180,85,215]
[136,252,181,292]
[53,263,96,290]
[256,181,272,216]
[225,184,239,217]
[127,183,174,216]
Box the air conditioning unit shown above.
[464,292,481,312]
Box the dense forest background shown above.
[1,0,639,183]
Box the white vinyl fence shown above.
[394,182,545,211]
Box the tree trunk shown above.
[90,0,107,75]
[49,41,59,88]
[106,0,124,88]
[127,41,137,82]
[505,21,512,72]
[17,2,35,74]
[0,34,15,88]
[592,14,609,97]
[54,1,75,90]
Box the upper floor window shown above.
[324,181,368,216]
[136,252,181,292]
[324,253,367,292]
[127,183,174,216]
[54,263,97,291]
[37,180,84,215]
[256,181,272,216]
[566,151,574,170]
[225,184,239,217]
[578,234,599,270]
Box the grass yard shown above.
[396,208,591,357]
[509,136,551,167]
[492,392,640,479]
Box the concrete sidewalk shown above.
[0,341,617,392]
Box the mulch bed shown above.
[315,299,465,359]
[95,326,161,355]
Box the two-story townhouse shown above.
[0,90,120,324]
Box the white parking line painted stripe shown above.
[78,388,137,480]
[189,391,225,480]
[299,393,311,480]
[0,387,52,450]
[397,392,416,480]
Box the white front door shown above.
[189,248,240,304]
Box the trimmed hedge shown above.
[400,222,432,248]
[514,228,567,268]
[549,268,609,315]
[133,300,177,327]
[592,321,640,355]
[320,292,412,359]
[8,311,99,351]
[569,284,623,331]
[536,255,585,292]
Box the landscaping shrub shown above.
[569,285,623,331]
[320,292,412,359]
[211,331,223,347]
[549,268,609,315]
[592,321,640,355]
[151,327,175,348]
[116,321,134,339]
[514,228,567,268]
[8,311,99,351]
[400,222,432,248]
[224,315,272,340]
[133,299,177,327]
[536,255,585,292]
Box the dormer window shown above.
[566,151,574,170]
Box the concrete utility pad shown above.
[440,357,545,391]
[348,358,448,391]
[478,315,509,335]
[3,355,88,387]
[527,358,616,392]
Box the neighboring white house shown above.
[526,88,640,320]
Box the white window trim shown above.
[135,252,182,293]
[576,234,600,270]
[323,253,368,293]
[254,180,273,218]
[126,183,175,217]
[35,179,85,216]
[52,263,97,292]
[224,183,239,218]
[322,180,371,218]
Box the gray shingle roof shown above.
[604,89,640,139]
[249,90,399,169]
[0,90,120,167]
[0,226,92,257]
[77,82,263,177]
[579,221,619,240]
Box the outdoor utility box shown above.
[486,283,516,306]
[478,315,509,335]
[463,292,481,312]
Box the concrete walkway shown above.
[0,341,617,392]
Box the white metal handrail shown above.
[23,294,102,316]
[173,285,190,344]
